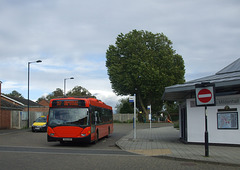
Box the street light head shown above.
[70,77,74,79]
[36,60,42,63]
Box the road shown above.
[0,123,238,170]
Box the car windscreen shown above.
[35,117,46,122]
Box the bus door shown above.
[95,111,99,125]
[90,109,98,138]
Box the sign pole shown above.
[205,105,209,157]
[150,105,151,129]
[195,82,215,157]
[129,95,137,139]
[148,105,152,129]
[133,94,136,139]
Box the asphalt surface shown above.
[0,123,239,170]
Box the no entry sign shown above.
[195,83,216,106]
[198,89,212,103]
[195,82,215,157]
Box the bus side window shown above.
[90,107,95,125]
[95,111,98,125]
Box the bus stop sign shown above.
[195,83,216,106]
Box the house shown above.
[0,95,23,129]
[0,93,49,129]
[37,99,49,107]
[162,58,240,145]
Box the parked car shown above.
[32,116,47,132]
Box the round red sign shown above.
[197,89,212,103]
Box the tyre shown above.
[106,127,110,138]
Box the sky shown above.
[0,0,239,111]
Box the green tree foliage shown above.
[46,88,63,100]
[106,30,185,115]
[164,101,179,114]
[115,98,134,114]
[37,86,94,102]
[66,85,93,97]
[6,90,24,98]
[36,96,46,103]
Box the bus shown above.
[47,97,113,144]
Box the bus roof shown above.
[49,97,112,110]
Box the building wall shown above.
[22,107,49,126]
[186,94,240,144]
[11,110,48,129]
[23,106,49,113]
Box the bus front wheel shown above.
[106,127,110,138]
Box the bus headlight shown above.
[80,127,91,137]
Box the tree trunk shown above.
[138,93,148,117]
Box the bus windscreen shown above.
[48,108,89,126]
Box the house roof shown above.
[1,99,23,110]
[162,58,240,101]
[1,94,24,106]
[1,94,43,107]
[8,96,42,107]
[216,58,240,75]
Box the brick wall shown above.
[38,99,49,107]
[23,106,49,113]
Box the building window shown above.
[217,112,238,129]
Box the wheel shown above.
[106,127,110,138]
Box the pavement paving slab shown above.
[115,125,240,166]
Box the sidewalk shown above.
[115,126,240,166]
[0,128,29,135]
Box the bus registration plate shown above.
[63,138,72,141]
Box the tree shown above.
[115,98,134,114]
[36,96,47,103]
[46,88,63,100]
[37,86,94,102]
[6,90,24,98]
[66,86,93,97]
[163,101,179,121]
[106,30,185,116]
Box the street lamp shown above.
[28,60,42,128]
[64,77,74,96]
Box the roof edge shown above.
[1,94,25,106]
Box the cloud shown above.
[0,0,240,109]
[90,89,128,113]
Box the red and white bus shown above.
[47,97,113,144]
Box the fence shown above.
[113,113,136,122]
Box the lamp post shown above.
[64,77,74,96]
[28,60,42,128]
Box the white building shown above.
[163,58,240,145]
